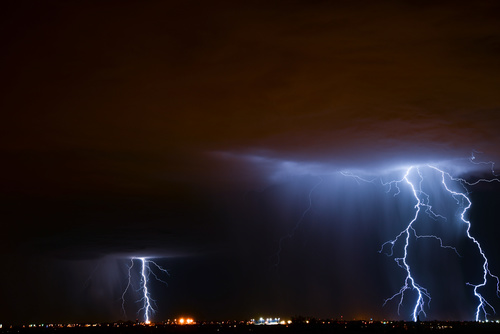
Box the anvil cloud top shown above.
[1,0,500,325]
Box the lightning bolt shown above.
[121,257,170,324]
[378,166,444,321]
[273,177,323,266]
[273,155,499,321]
[470,150,498,178]
[430,166,500,321]
[371,164,499,321]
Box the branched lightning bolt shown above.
[343,162,500,321]
[429,165,500,321]
[272,156,498,321]
[121,257,170,324]
[470,150,498,178]
[274,177,323,267]
[121,258,135,316]
[378,166,438,321]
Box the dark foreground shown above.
[2,322,500,334]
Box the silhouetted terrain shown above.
[2,322,500,334]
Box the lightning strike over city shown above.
[3,0,500,328]
[271,155,500,321]
[121,258,170,324]
[374,163,500,321]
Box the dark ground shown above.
[2,322,500,334]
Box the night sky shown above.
[2,0,500,325]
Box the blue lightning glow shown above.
[378,166,441,321]
[430,166,500,321]
[273,177,323,266]
[373,164,499,321]
[121,257,169,324]
[470,150,498,178]
[275,156,500,321]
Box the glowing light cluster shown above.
[177,317,194,325]
[252,317,284,325]
[121,257,169,324]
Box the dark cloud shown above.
[1,0,500,324]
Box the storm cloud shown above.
[1,0,500,324]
